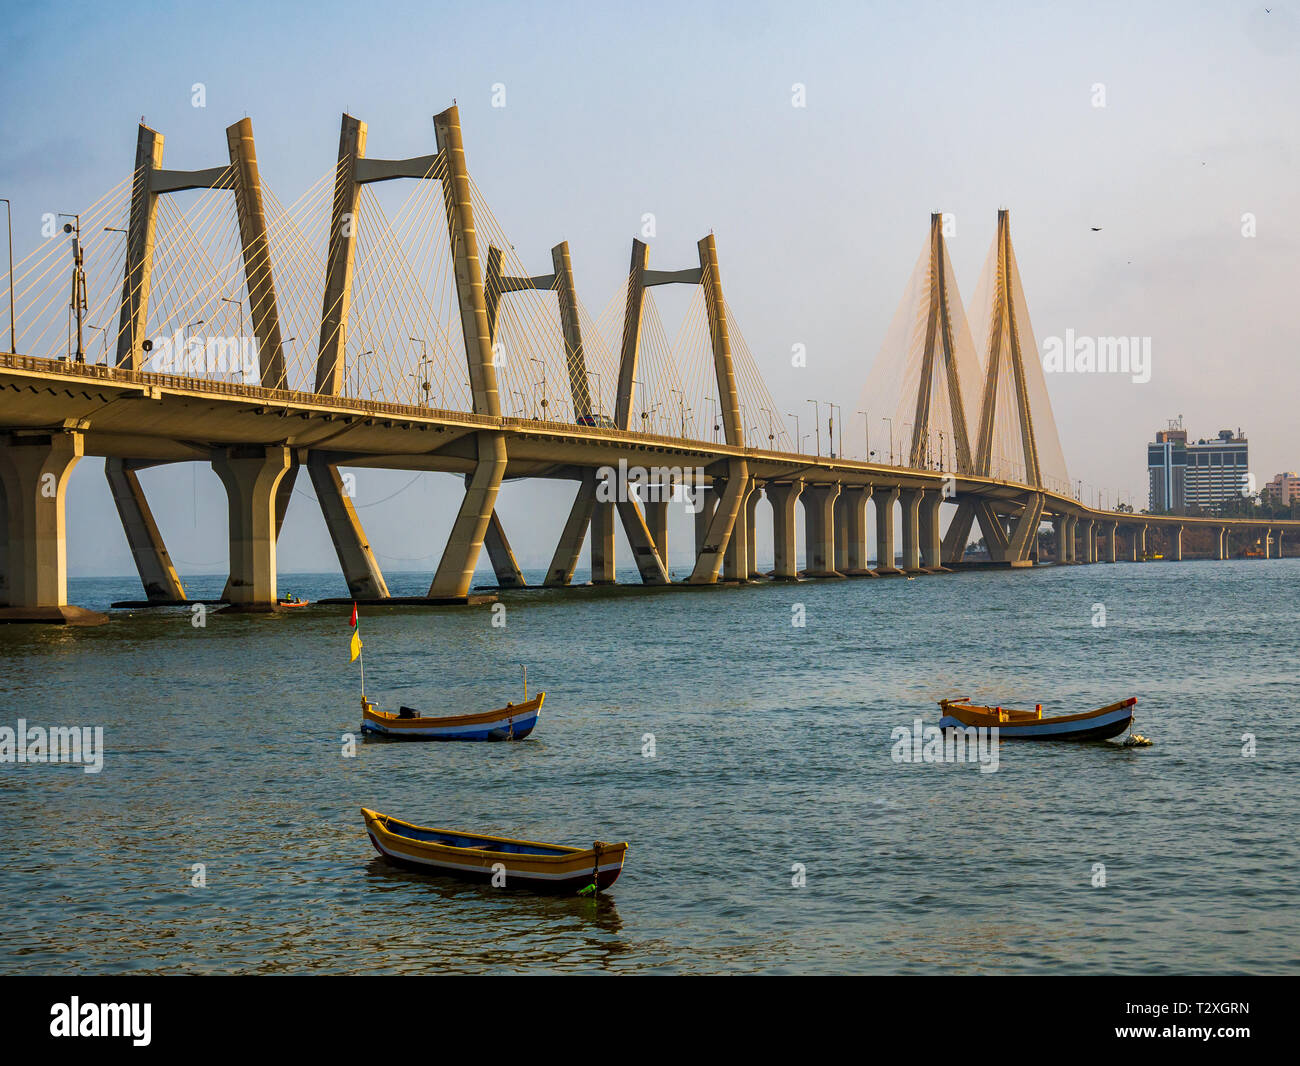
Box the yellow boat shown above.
[938,696,1138,741]
[362,808,627,893]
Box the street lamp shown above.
[409,335,431,406]
[787,412,800,452]
[87,324,107,364]
[670,388,688,438]
[857,410,869,461]
[882,417,894,465]
[807,399,820,455]
[221,295,245,340]
[354,350,375,398]
[530,356,547,419]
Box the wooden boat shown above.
[362,808,626,893]
[938,696,1138,741]
[359,693,543,740]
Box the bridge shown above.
[1,106,1293,623]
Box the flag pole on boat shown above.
[523,663,527,702]
[350,602,365,706]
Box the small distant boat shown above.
[360,693,543,741]
[938,696,1138,741]
[279,594,310,608]
[362,808,627,893]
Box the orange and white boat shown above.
[938,696,1138,741]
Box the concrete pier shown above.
[211,445,293,609]
[874,487,903,575]
[766,480,802,580]
[0,431,106,624]
[802,483,843,578]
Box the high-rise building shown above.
[1148,420,1187,512]
[1185,429,1249,511]
[1263,472,1300,505]
[1148,422,1249,513]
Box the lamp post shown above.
[59,213,86,361]
[670,388,688,438]
[354,350,375,398]
[409,336,431,406]
[857,409,869,461]
[221,295,245,341]
[882,417,894,465]
[788,412,800,452]
[87,324,108,364]
[530,356,547,420]
[807,398,820,456]
[827,402,841,459]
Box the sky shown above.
[2,0,1297,579]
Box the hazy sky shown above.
[2,1,1297,579]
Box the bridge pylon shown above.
[942,210,1065,566]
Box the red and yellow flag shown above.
[349,602,362,662]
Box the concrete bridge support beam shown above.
[745,481,761,579]
[105,458,186,602]
[644,499,669,562]
[590,497,617,584]
[1171,526,1183,562]
[918,489,946,571]
[1130,524,1147,562]
[307,454,389,599]
[212,445,293,608]
[482,510,527,588]
[0,431,105,623]
[941,500,978,567]
[688,461,748,584]
[842,485,874,575]
[765,480,802,580]
[1264,528,1273,560]
[898,488,924,573]
[723,479,753,582]
[833,493,849,574]
[1082,519,1096,564]
[694,483,716,558]
[617,497,669,585]
[1053,514,1070,563]
[428,432,507,599]
[545,473,596,586]
[1105,522,1117,563]
[802,483,843,578]
[874,487,902,575]
[1216,527,1228,561]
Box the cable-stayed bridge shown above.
[0,106,1292,623]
